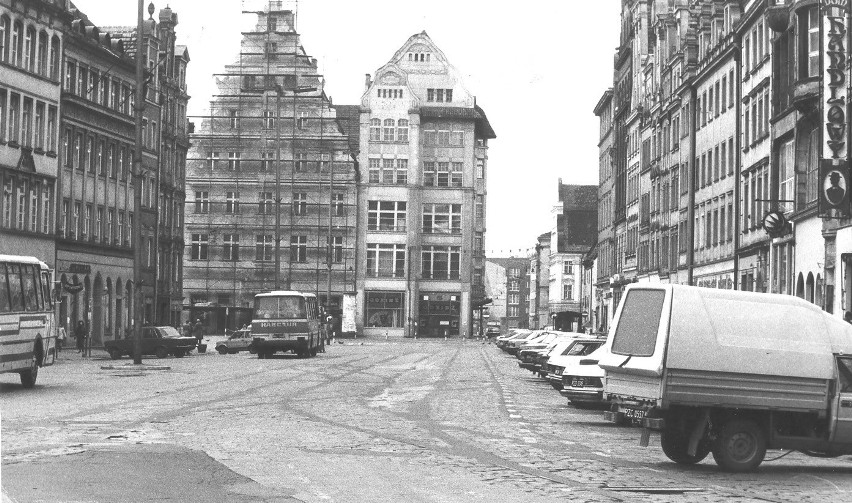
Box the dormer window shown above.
[268,16,277,32]
[408,52,431,62]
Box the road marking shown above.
[509,414,521,419]
[522,437,537,443]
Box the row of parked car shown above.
[497,328,608,408]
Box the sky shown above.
[73,0,621,257]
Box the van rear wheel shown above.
[661,427,710,465]
[20,350,39,388]
[712,418,766,472]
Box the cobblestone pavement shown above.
[2,340,852,502]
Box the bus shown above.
[251,291,322,358]
[0,255,56,388]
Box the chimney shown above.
[364,73,372,91]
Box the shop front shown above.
[364,291,405,336]
[418,292,460,337]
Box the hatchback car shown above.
[216,326,255,355]
[559,346,608,407]
[544,338,606,390]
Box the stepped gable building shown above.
[183,1,357,334]
[355,31,495,338]
[0,0,65,264]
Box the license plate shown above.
[571,378,585,387]
[624,408,646,420]
[555,368,563,375]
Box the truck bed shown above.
[663,368,830,412]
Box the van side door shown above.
[831,357,852,443]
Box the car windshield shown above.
[159,326,182,338]
[254,296,306,319]
[565,341,603,356]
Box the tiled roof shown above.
[420,105,496,139]
[559,184,598,210]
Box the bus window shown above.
[254,296,306,319]
[0,264,9,313]
[7,264,24,312]
[41,271,52,308]
[21,265,38,312]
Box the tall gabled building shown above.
[183,1,357,333]
[355,32,495,338]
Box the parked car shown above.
[216,326,255,355]
[496,329,530,350]
[544,337,606,390]
[485,325,502,338]
[105,326,197,359]
[517,332,573,369]
[559,346,607,406]
[505,330,549,355]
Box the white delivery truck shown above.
[599,284,852,472]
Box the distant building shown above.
[354,31,495,338]
[183,4,357,334]
[528,232,550,329]
[548,181,597,332]
[486,257,529,331]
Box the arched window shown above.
[11,21,22,66]
[383,119,395,142]
[37,31,47,75]
[796,272,805,299]
[24,26,34,71]
[50,35,60,80]
[0,15,10,63]
[806,272,815,304]
[816,274,824,310]
[369,118,381,141]
[397,119,409,143]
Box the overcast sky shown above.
[73,0,621,257]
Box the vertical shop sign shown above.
[821,1,852,216]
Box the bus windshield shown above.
[254,296,306,320]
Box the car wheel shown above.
[155,346,169,359]
[217,346,228,355]
[174,350,185,358]
[661,426,710,465]
[108,348,122,360]
[20,349,39,388]
[712,418,766,472]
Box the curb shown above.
[99,364,171,371]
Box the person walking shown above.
[192,319,204,348]
[74,320,86,353]
[56,325,67,354]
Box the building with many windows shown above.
[183,2,356,334]
[485,257,529,332]
[594,0,852,324]
[528,232,550,329]
[0,0,65,265]
[355,31,495,337]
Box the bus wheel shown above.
[310,347,318,357]
[20,349,39,388]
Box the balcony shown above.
[791,77,819,113]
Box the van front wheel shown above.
[712,418,766,472]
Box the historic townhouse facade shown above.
[595,0,852,322]
[0,0,64,264]
[486,257,529,331]
[528,232,550,329]
[184,5,356,334]
[355,32,495,337]
[593,90,614,331]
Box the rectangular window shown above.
[779,139,795,213]
[8,93,20,143]
[395,159,408,185]
[332,193,345,217]
[369,158,381,183]
[421,246,461,280]
[612,289,665,356]
[84,203,92,237]
[73,202,80,239]
[194,191,209,214]
[223,234,240,261]
[253,235,273,261]
[292,192,307,215]
[258,191,273,214]
[117,211,124,244]
[364,291,404,328]
[289,235,307,262]
[563,284,573,300]
[0,89,6,143]
[366,244,406,278]
[228,152,240,171]
[422,203,462,234]
[33,101,44,149]
[260,151,273,171]
[368,201,406,232]
[476,158,485,179]
[225,191,240,214]
[106,209,114,243]
[327,235,343,263]
[190,234,208,260]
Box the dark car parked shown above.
[105,326,197,359]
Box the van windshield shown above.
[254,296,306,320]
[611,289,665,357]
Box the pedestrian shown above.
[57,325,67,354]
[74,320,86,353]
[182,320,192,337]
[192,318,204,347]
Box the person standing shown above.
[57,325,67,354]
[74,320,86,353]
[192,319,204,348]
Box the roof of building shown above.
[594,88,613,115]
[558,184,598,210]
[420,105,496,139]
[332,104,361,154]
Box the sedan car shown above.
[496,329,531,350]
[544,337,606,390]
[216,326,255,354]
[559,346,608,407]
[105,326,197,359]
